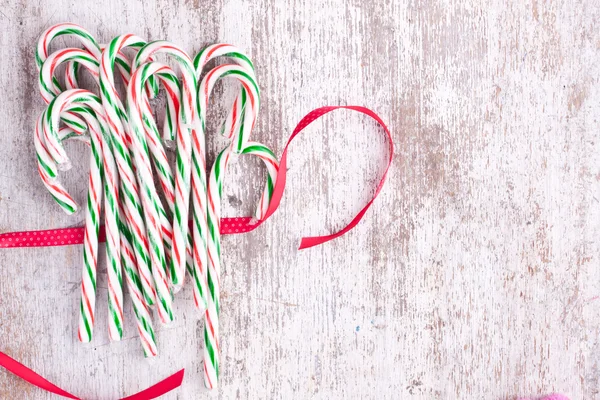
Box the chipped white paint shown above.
[1,0,600,398]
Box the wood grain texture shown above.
[1,0,600,398]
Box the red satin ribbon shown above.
[255,105,393,249]
[0,351,184,399]
[0,105,392,397]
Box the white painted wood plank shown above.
[1,0,599,398]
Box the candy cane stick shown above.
[100,34,158,307]
[133,41,200,296]
[197,63,262,388]
[127,61,182,324]
[191,48,257,292]
[41,90,112,342]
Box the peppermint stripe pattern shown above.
[100,34,157,308]
[133,41,197,292]
[41,90,108,342]
[127,61,181,324]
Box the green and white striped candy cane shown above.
[197,63,262,388]
[201,141,278,387]
[133,41,200,296]
[187,44,258,316]
[55,101,124,342]
[100,34,158,307]
[127,61,182,324]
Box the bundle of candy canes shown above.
[35,23,278,389]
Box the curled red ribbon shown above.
[0,352,184,399]
[0,105,392,397]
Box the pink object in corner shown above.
[518,395,569,400]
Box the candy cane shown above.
[100,34,158,307]
[127,61,182,324]
[34,26,286,378]
[193,44,256,149]
[188,45,255,317]
[133,41,200,296]
[197,63,265,388]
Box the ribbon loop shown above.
[260,105,393,249]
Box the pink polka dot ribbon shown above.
[0,217,255,248]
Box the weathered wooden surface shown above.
[1,0,600,398]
